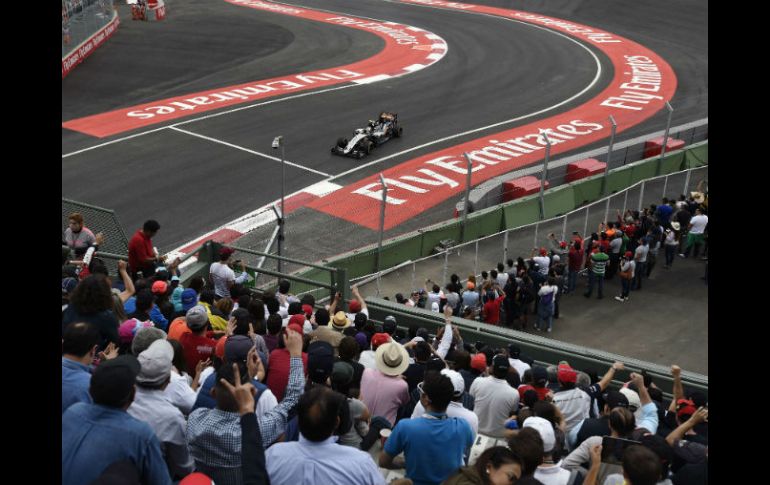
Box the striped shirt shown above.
[590,252,609,275]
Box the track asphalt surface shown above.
[62,0,707,253]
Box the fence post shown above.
[443,250,449,286]
[539,131,552,219]
[583,206,589,237]
[638,181,646,211]
[375,173,387,297]
[337,267,349,308]
[656,102,674,176]
[601,116,617,195]
[461,153,473,242]
[561,214,568,241]
[534,221,539,249]
[623,190,629,215]
[604,198,611,225]
[683,169,692,196]
[474,240,479,278]
[411,262,416,292]
[503,230,509,265]
[662,174,669,201]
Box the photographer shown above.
[209,247,248,300]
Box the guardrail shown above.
[365,298,707,401]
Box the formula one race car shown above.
[331,112,402,158]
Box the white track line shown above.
[169,127,332,177]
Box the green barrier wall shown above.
[543,184,575,218]
[298,143,707,283]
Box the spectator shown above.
[535,277,558,333]
[209,247,248,299]
[62,274,120,349]
[62,322,100,413]
[198,289,228,332]
[596,445,662,485]
[128,219,164,279]
[606,232,623,280]
[412,368,479,437]
[663,224,680,269]
[621,372,660,435]
[337,335,365,396]
[187,328,305,482]
[311,305,348,350]
[127,339,194,479]
[462,280,480,314]
[632,237,649,291]
[443,446,523,485]
[266,385,384,485]
[507,344,531,379]
[481,284,506,325]
[424,279,444,309]
[380,371,475,485]
[569,362,627,448]
[523,416,574,484]
[62,355,172,485]
[551,364,591,436]
[330,361,372,448]
[179,306,217,372]
[530,247,551,276]
[507,427,544,481]
[267,323,309,401]
[615,251,636,302]
[152,280,175,322]
[165,339,206,416]
[470,354,519,439]
[360,340,411,428]
[359,332,390,369]
[263,313,282,353]
[583,246,608,299]
[680,208,708,259]
[517,274,536,330]
[64,212,104,259]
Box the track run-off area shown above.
[62,0,686,254]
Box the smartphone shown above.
[601,436,641,466]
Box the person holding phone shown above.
[209,247,248,299]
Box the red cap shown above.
[539,247,548,256]
[151,280,168,294]
[676,399,697,419]
[559,241,567,248]
[219,247,235,258]
[371,333,391,349]
[349,300,362,313]
[215,336,227,359]
[180,472,214,485]
[557,364,577,384]
[289,314,305,328]
[624,251,634,258]
[302,304,313,317]
[287,323,303,335]
[471,353,488,372]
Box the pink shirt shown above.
[360,368,410,425]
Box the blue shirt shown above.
[384,412,474,485]
[61,357,92,413]
[123,297,169,331]
[62,403,172,485]
[266,434,385,485]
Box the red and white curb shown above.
[168,180,342,269]
[62,0,448,137]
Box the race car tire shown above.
[337,137,348,148]
[364,140,374,154]
[394,127,403,138]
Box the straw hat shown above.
[374,342,410,376]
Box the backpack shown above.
[540,289,554,306]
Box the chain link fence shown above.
[354,165,708,297]
[62,0,114,57]
[62,198,129,275]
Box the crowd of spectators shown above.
[393,191,708,334]
[62,198,707,485]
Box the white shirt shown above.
[346,307,369,324]
[689,214,708,234]
[127,386,194,478]
[209,262,248,298]
[165,369,197,415]
[508,358,531,379]
[358,350,377,369]
[495,274,509,288]
[412,400,479,437]
[534,461,572,485]
[469,376,519,438]
[634,244,649,263]
[552,388,592,434]
[532,256,550,275]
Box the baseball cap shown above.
[493,354,510,373]
[383,316,397,334]
[289,314,306,328]
[539,247,548,256]
[349,300,362,313]
[523,416,556,453]
[224,335,255,363]
[180,473,214,485]
[532,366,548,386]
[62,277,78,295]
[136,339,174,386]
[185,305,209,331]
[219,247,235,259]
[471,353,488,372]
[307,341,335,384]
[619,387,642,411]
[440,369,465,396]
[287,322,303,335]
[371,333,391,350]
[624,251,633,258]
[552,255,560,263]
[557,364,577,384]
[119,319,153,344]
[181,289,198,311]
[676,398,697,419]
[603,390,630,409]
[331,361,354,386]
[151,280,168,295]
[302,304,313,318]
[171,275,180,282]
[215,336,227,359]
[508,344,521,359]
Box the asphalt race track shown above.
[62,0,707,254]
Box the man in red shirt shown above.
[128,220,163,279]
[267,323,309,401]
[481,284,506,325]
[179,305,216,372]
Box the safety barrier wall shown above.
[364,298,707,400]
[298,141,707,284]
[62,1,119,77]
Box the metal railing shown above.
[62,0,114,57]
